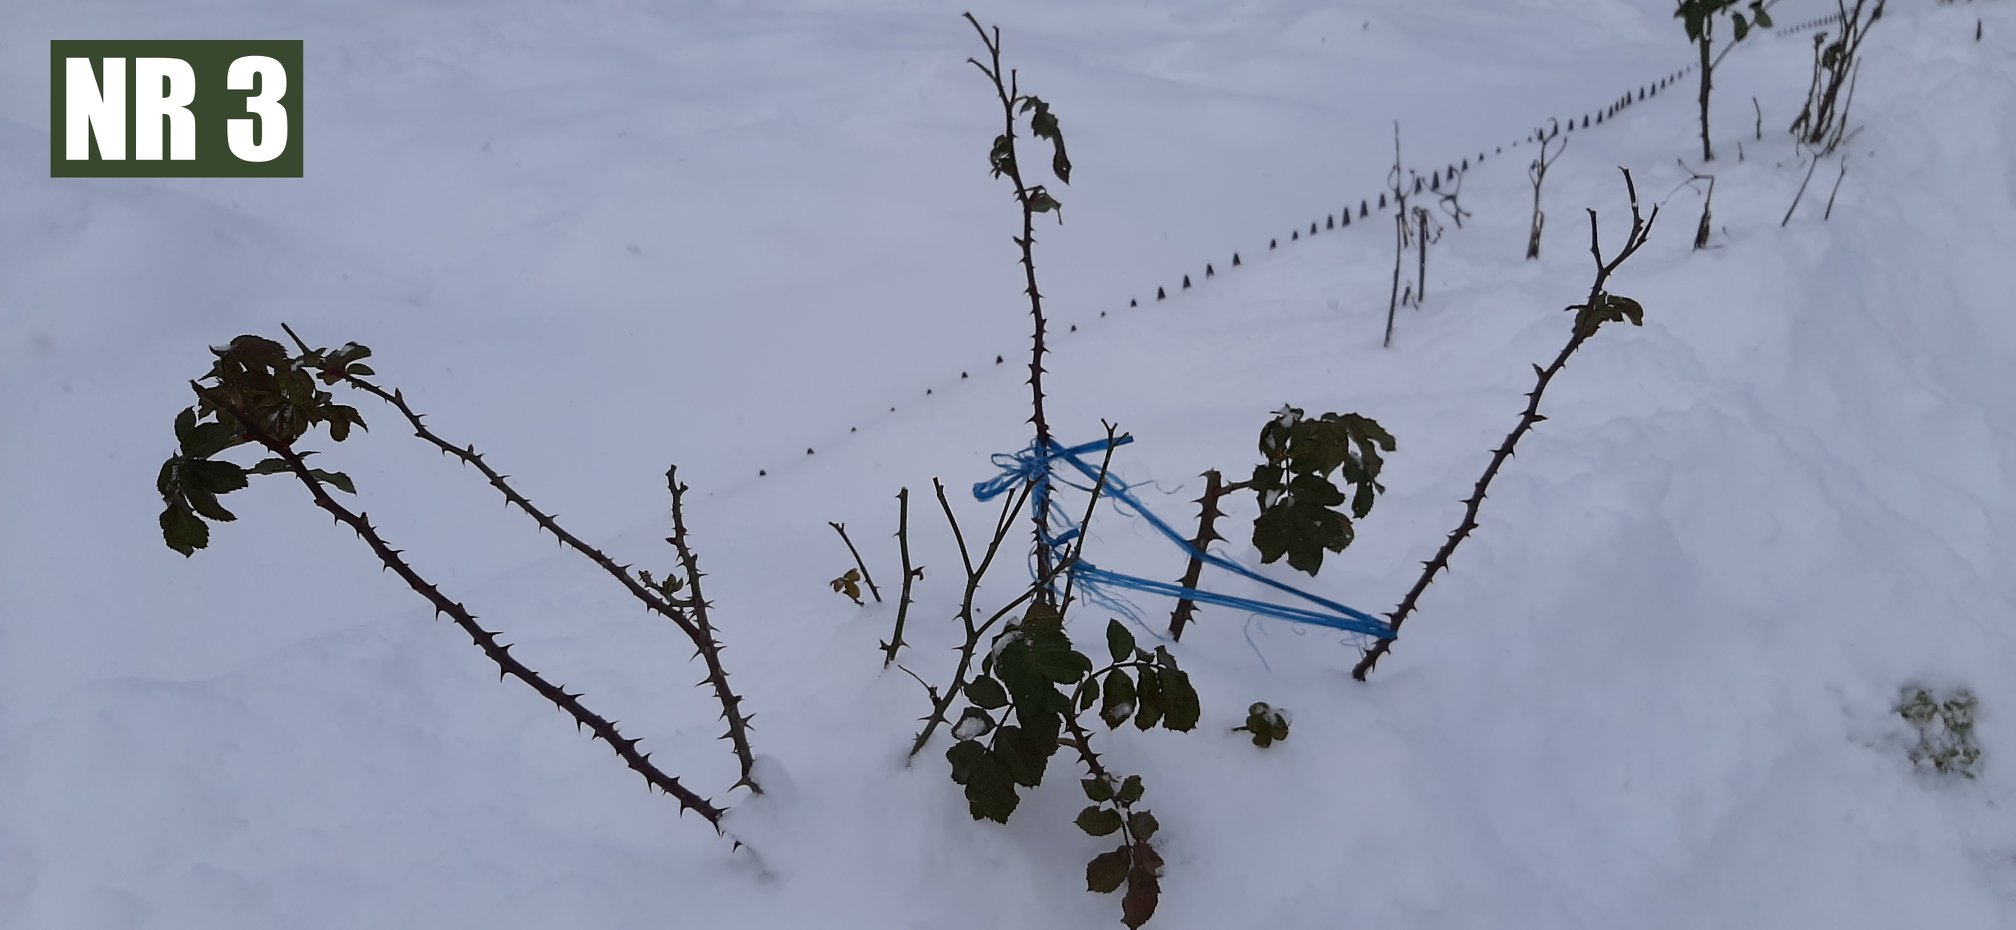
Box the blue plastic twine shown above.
[972,435,1394,641]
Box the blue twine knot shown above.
[971,434,1394,642]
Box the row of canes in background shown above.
[757,4,1867,479]
[761,61,1705,474]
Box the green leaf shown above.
[1348,413,1398,452]
[1100,670,1136,729]
[156,458,178,501]
[1157,667,1200,732]
[993,725,1052,788]
[223,334,290,365]
[1077,674,1100,713]
[1028,190,1062,214]
[1753,7,1772,29]
[1126,810,1160,841]
[1732,13,1749,41]
[324,405,366,442]
[1252,505,1297,566]
[247,457,291,476]
[184,490,237,523]
[948,741,1020,823]
[1020,600,1065,635]
[1248,462,1284,492]
[1076,806,1124,837]
[998,662,1071,724]
[310,470,357,495]
[1252,414,1393,560]
[1117,774,1144,805]
[947,738,987,783]
[1121,853,1163,929]
[1082,776,1115,802]
[1106,619,1135,664]
[182,458,249,495]
[1027,635,1092,685]
[1021,101,1071,184]
[1284,533,1326,575]
[988,134,1015,177]
[1612,295,1646,326]
[1237,702,1290,747]
[1288,472,1347,508]
[1029,108,1057,138]
[966,676,1009,710]
[170,409,242,459]
[159,501,208,556]
[1087,846,1131,894]
[1133,665,1164,731]
[962,754,1020,823]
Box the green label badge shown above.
[51,40,302,178]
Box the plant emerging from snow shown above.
[1355,170,1659,680]
[883,426,1197,928]
[1789,0,1883,155]
[1898,687,1982,779]
[1166,406,1394,640]
[1233,702,1292,748]
[946,610,1198,927]
[873,18,1237,925]
[1248,406,1397,576]
[1526,120,1568,260]
[1675,0,1776,161]
[153,331,759,841]
[963,10,1074,587]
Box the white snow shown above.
[5,0,2016,927]
[951,711,992,742]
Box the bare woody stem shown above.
[908,478,1035,759]
[1697,22,1715,162]
[1415,208,1431,305]
[883,488,917,668]
[1167,470,1229,641]
[195,384,732,833]
[1823,158,1848,221]
[1354,170,1656,681]
[908,575,1057,758]
[908,424,1119,756]
[1527,124,1565,261]
[964,12,1057,591]
[1383,122,1408,348]
[1675,159,1715,250]
[1056,421,1123,613]
[1783,149,1821,227]
[828,521,884,603]
[336,374,759,793]
[663,467,761,793]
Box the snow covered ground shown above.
[3,0,2015,926]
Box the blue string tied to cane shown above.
[972,434,1394,641]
